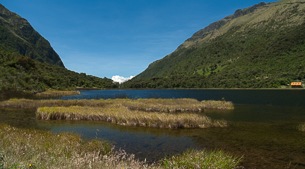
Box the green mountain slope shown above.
[125,0,305,88]
[0,4,116,95]
[0,4,64,67]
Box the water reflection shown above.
[37,120,199,162]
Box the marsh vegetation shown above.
[34,90,80,99]
[0,98,232,129]
[36,106,227,129]
[34,98,231,129]
[0,124,241,169]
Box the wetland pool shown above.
[1,89,305,168]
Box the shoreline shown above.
[76,88,305,91]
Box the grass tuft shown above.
[298,123,305,132]
[162,149,242,169]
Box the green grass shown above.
[162,149,242,169]
[0,124,242,169]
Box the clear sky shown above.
[1,0,277,80]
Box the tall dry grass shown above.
[123,98,234,113]
[0,98,231,129]
[36,105,227,129]
[0,98,107,109]
[35,90,80,98]
[0,98,234,112]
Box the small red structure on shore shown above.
[290,82,303,88]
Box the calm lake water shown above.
[1,89,305,169]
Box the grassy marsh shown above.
[36,106,227,129]
[0,98,233,111]
[0,124,241,169]
[0,98,107,109]
[123,98,234,113]
[0,98,232,129]
[35,90,80,98]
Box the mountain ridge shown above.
[0,4,64,67]
[124,0,305,88]
[0,4,116,95]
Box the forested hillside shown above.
[124,0,305,88]
[0,4,116,97]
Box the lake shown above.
[1,89,305,169]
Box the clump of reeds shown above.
[0,124,242,169]
[162,149,242,169]
[36,105,227,129]
[35,90,80,99]
[298,123,305,132]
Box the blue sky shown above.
[1,0,277,80]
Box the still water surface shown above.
[1,89,305,168]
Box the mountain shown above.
[124,0,305,88]
[0,4,116,96]
[0,4,64,67]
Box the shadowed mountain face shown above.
[0,4,116,94]
[0,4,64,67]
[125,0,305,88]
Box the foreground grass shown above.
[298,123,305,132]
[0,124,242,169]
[0,124,154,169]
[162,149,242,169]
